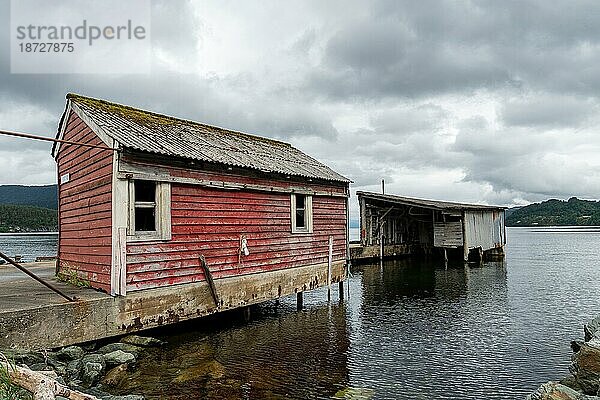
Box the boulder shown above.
[171,360,226,383]
[103,350,136,368]
[98,343,143,356]
[81,353,106,370]
[527,382,599,400]
[585,317,600,342]
[66,359,83,382]
[101,363,129,387]
[81,361,104,388]
[570,343,600,394]
[120,335,165,348]
[55,345,85,362]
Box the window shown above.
[128,180,171,241]
[134,181,156,232]
[291,193,313,233]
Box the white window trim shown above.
[291,193,313,234]
[127,180,172,242]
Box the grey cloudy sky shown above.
[2,0,600,219]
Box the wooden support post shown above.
[339,280,344,301]
[327,236,333,302]
[380,232,384,267]
[242,306,251,322]
[462,211,469,262]
[444,248,448,268]
[297,291,303,310]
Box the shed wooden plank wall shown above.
[56,111,113,292]
[126,184,347,291]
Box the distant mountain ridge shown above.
[0,184,57,210]
[506,197,600,226]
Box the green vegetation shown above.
[506,197,600,226]
[57,265,91,288]
[0,205,57,233]
[0,356,32,400]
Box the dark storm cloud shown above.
[307,0,600,100]
[500,95,597,128]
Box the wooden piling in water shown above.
[297,291,303,310]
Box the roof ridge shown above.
[66,93,293,148]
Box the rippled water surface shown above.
[108,227,600,399]
[0,233,57,261]
[12,228,600,399]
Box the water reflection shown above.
[115,301,350,399]
[108,228,600,399]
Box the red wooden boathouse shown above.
[51,94,350,307]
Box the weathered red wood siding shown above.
[126,172,347,291]
[56,111,113,292]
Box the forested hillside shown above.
[0,204,57,233]
[506,197,600,226]
[0,184,57,209]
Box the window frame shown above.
[127,180,172,242]
[291,193,313,234]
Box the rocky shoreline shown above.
[528,316,600,399]
[1,335,165,400]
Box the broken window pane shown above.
[135,207,155,231]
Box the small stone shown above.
[103,350,136,368]
[66,359,83,381]
[46,357,67,376]
[1,349,44,366]
[97,343,143,356]
[82,354,106,370]
[82,362,104,388]
[101,363,129,387]
[55,345,85,361]
[120,335,165,347]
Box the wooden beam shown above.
[0,361,98,400]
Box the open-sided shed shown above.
[356,191,506,261]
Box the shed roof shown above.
[56,94,350,183]
[357,191,506,211]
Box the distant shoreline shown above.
[0,232,58,236]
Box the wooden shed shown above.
[51,94,350,302]
[356,191,506,262]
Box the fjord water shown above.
[108,227,600,399]
[3,229,599,398]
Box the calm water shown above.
[107,227,600,399]
[0,233,57,261]
[3,229,599,399]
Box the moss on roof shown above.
[66,93,292,147]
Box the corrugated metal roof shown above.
[66,94,350,183]
[357,191,506,211]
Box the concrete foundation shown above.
[0,260,345,350]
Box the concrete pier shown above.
[0,260,346,350]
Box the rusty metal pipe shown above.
[0,129,116,151]
[0,252,75,302]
